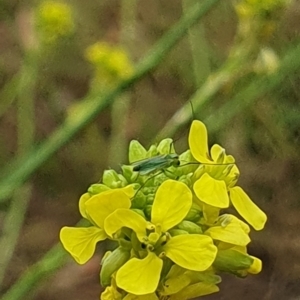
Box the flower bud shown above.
[176,220,203,234]
[168,229,189,236]
[144,205,152,219]
[121,165,135,183]
[88,184,110,195]
[213,249,254,276]
[157,138,174,154]
[103,170,120,187]
[131,193,147,209]
[128,140,147,164]
[130,209,145,218]
[100,247,131,287]
[184,208,203,222]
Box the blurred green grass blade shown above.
[157,42,300,139]
[0,219,89,300]
[108,0,137,167]
[1,244,66,300]
[0,74,20,119]
[205,43,300,133]
[182,0,211,86]
[0,0,221,195]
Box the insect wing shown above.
[132,155,173,175]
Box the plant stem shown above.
[0,244,66,300]
[204,43,300,133]
[108,0,137,167]
[0,51,37,286]
[182,0,211,86]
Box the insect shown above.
[131,153,180,176]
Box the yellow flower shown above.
[35,1,74,44]
[160,265,220,299]
[60,186,134,264]
[85,42,133,86]
[104,180,217,295]
[189,120,267,230]
[205,214,251,246]
[101,276,122,300]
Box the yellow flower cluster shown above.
[35,1,74,44]
[235,0,288,19]
[85,42,134,87]
[235,0,288,41]
[60,120,267,300]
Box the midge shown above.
[131,148,234,176]
[131,153,180,176]
[131,150,235,177]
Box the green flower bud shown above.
[185,270,221,284]
[144,205,152,219]
[100,247,131,287]
[121,165,135,183]
[128,140,147,163]
[131,208,146,218]
[146,193,155,204]
[87,183,110,195]
[213,249,254,276]
[184,208,203,222]
[168,229,189,236]
[103,170,120,187]
[117,174,128,187]
[176,220,203,234]
[131,193,147,209]
[179,150,198,174]
[178,173,193,187]
[157,138,174,155]
[147,144,158,157]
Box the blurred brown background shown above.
[0,0,300,299]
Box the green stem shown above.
[0,0,221,204]
[156,54,245,141]
[0,74,20,119]
[182,0,211,86]
[109,93,131,167]
[0,51,38,286]
[157,43,300,140]
[1,244,67,300]
[0,219,89,300]
[205,43,300,133]
[108,0,137,167]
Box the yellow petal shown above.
[78,193,91,219]
[230,186,267,230]
[101,285,122,300]
[161,265,191,295]
[85,189,131,228]
[210,144,226,163]
[205,220,250,246]
[188,120,211,163]
[121,184,136,198]
[164,234,217,271]
[194,173,229,208]
[169,282,219,300]
[202,203,220,225]
[123,293,158,300]
[248,256,262,274]
[151,180,192,232]
[116,252,163,295]
[60,226,107,264]
[104,208,147,242]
